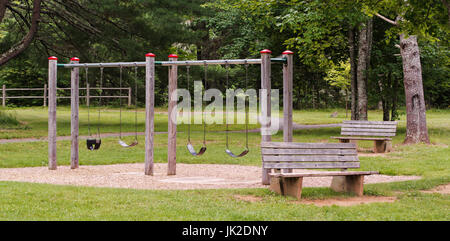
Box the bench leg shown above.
[262,168,271,185]
[386,140,393,152]
[330,175,364,196]
[374,140,387,153]
[270,176,303,200]
[339,139,350,143]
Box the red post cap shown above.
[146,53,156,57]
[282,50,294,55]
[48,56,58,60]
[260,49,272,54]
[70,57,80,62]
[168,54,178,58]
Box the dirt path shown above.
[0,163,421,191]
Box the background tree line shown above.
[0,0,448,144]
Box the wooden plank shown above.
[263,155,359,162]
[341,128,397,133]
[167,55,177,175]
[341,132,396,137]
[264,162,360,169]
[343,120,397,125]
[261,148,357,155]
[269,171,379,178]
[331,136,392,141]
[341,124,397,129]
[261,142,356,149]
[70,62,80,169]
[144,54,155,176]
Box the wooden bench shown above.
[261,142,378,199]
[331,120,397,153]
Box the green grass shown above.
[0,107,449,220]
[0,181,448,221]
[0,109,19,127]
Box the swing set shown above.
[47,49,294,185]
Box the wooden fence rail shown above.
[0,84,131,107]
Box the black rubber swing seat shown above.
[225,148,249,158]
[118,140,138,148]
[187,142,206,156]
[87,139,101,150]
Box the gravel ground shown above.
[0,163,421,190]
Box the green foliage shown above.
[0,109,19,127]
[324,60,351,92]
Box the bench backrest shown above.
[261,142,360,170]
[340,120,397,137]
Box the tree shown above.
[0,0,41,66]
[364,0,448,144]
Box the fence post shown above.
[70,57,80,169]
[128,87,132,107]
[2,85,5,107]
[86,83,90,106]
[48,56,58,170]
[167,54,178,175]
[43,84,47,107]
[260,49,272,185]
[144,53,156,175]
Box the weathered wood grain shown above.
[144,55,155,176]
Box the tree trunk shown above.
[0,0,42,66]
[348,27,358,120]
[0,0,8,23]
[399,34,430,144]
[356,19,373,120]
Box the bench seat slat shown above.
[341,128,397,133]
[331,136,392,141]
[341,124,397,129]
[269,171,379,178]
[261,148,357,155]
[263,155,358,162]
[262,155,359,162]
[341,132,396,137]
[343,121,397,125]
[261,142,356,149]
[264,162,360,169]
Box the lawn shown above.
[0,107,449,220]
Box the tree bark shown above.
[356,19,373,120]
[0,0,8,23]
[0,0,42,66]
[399,34,430,144]
[348,27,358,120]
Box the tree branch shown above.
[375,13,399,26]
[0,0,42,66]
[0,0,8,22]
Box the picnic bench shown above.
[261,142,378,199]
[331,120,398,153]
